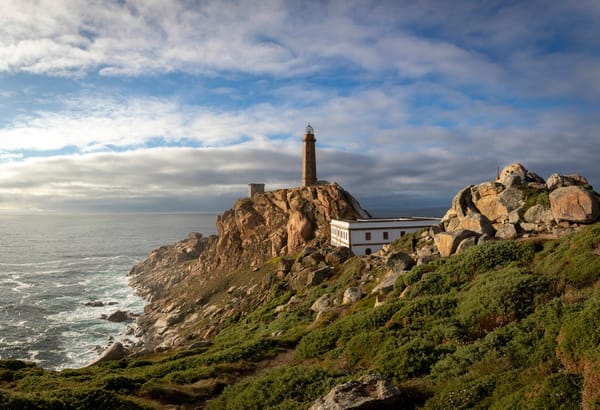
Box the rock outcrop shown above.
[439,163,599,256]
[550,186,600,223]
[310,374,401,410]
[128,183,368,353]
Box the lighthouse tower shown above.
[302,124,317,187]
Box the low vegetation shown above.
[1,223,600,409]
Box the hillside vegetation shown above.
[1,222,600,409]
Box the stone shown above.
[550,186,600,223]
[306,266,333,287]
[309,374,401,410]
[498,163,544,186]
[106,310,130,323]
[325,247,354,265]
[311,294,332,313]
[524,204,554,224]
[371,270,405,294]
[304,252,325,266]
[384,251,415,272]
[85,301,104,307]
[87,342,126,366]
[495,223,518,240]
[520,222,541,232]
[435,230,478,257]
[459,213,496,236]
[342,287,363,304]
[456,236,478,254]
[547,173,589,191]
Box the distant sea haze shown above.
[369,207,447,218]
[0,213,217,370]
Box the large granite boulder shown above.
[524,204,554,224]
[309,374,401,410]
[550,186,600,223]
[498,163,544,186]
[87,342,126,366]
[546,173,589,190]
[384,251,415,272]
[435,230,479,257]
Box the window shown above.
[401,231,406,237]
[365,232,371,240]
[365,248,372,255]
[383,231,389,240]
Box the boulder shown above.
[342,287,363,305]
[307,266,333,287]
[309,374,401,410]
[495,223,518,240]
[371,270,405,294]
[546,173,589,191]
[524,204,554,224]
[325,247,354,265]
[456,236,478,254]
[106,310,130,323]
[311,294,332,313]
[435,230,478,257]
[384,251,415,272]
[550,186,600,224]
[471,182,507,222]
[472,184,523,224]
[87,342,126,366]
[498,163,544,186]
[458,213,496,236]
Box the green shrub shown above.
[377,335,451,380]
[296,301,404,360]
[457,267,549,336]
[387,295,458,328]
[342,330,390,369]
[525,373,582,410]
[101,375,144,393]
[534,223,600,285]
[165,366,214,385]
[558,287,600,362]
[423,375,496,409]
[207,366,344,410]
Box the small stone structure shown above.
[248,183,265,198]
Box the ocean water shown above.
[0,213,217,370]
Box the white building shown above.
[330,217,440,256]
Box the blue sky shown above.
[0,0,599,213]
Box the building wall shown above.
[330,218,439,256]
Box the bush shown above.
[296,301,404,360]
[558,288,600,362]
[534,222,600,285]
[387,295,458,328]
[423,375,496,409]
[207,366,344,410]
[457,267,549,336]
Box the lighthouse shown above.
[302,124,317,187]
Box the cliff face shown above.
[128,183,369,352]
[202,182,370,272]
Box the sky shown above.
[0,0,599,213]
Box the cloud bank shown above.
[0,0,598,212]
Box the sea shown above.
[0,213,217,370]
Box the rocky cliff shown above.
[128,183,370,352]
